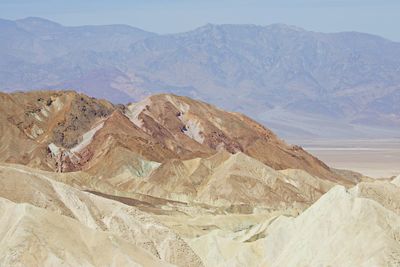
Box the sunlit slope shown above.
[0,90,350,184]
[0,164,203,267]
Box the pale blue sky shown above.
[1,0,400,41]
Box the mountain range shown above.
[1,17,400,138]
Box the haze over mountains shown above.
[1,17,400,138]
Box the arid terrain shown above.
[297,139,400,178]
[0,90,400,266]
[1,1,400,265]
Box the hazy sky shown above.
[1,0,400,41]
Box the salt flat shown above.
[294,139,400,178]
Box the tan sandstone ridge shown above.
[0,197,173,267]
[189,184,400,267]
[2,89,398,267]
[1,162,399,267]
[0,164,203,267]
[110,151,334,207]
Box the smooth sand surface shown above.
[293,139,400,178]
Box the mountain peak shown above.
[266,23,305,32]
[16,17,62,27]
[191,22,305,33]
[193,23,261,32]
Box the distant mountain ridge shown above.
[1,17,400,138]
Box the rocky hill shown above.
[0,90,348,183]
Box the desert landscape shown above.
[1,1,400,266]
[0,90,399,266]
